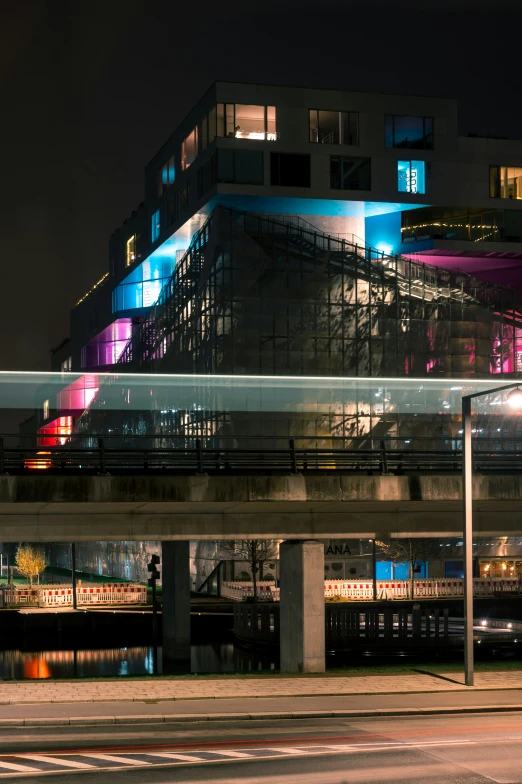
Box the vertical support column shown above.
[462,396,474,686]
[71,543,77,610]
[162,541,191,665]
[280,540,325,673]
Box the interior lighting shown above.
[507,387,522,409]
[481,620,487,626]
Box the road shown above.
[0,712,521,782]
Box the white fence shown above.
[0,583,147,608]
[221,578,521,602]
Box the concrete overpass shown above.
[1,473,522,541]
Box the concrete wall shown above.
[1,473,522,542]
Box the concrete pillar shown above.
[161,541,190,665]
[279,540,325,673]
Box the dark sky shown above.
[1,0,521,371]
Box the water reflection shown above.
[0,643,279,681]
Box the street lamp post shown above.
[462,382,522,687]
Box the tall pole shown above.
[71,543,77,610]
[372,539,377,601]
[462,395,474,686]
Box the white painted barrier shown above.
[220,578,521,601]
[0,584,147,608]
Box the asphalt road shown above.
[1,713,522,782]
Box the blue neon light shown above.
[397,160,426,194]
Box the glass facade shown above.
[385,115,433,149]
[397,160,426,194]
[309,110,358,145]
[81,319,133,368]
[158,155,175,195]
[112,256,176,312]
[490,165,522,199]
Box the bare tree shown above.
[375,538,440,599]
[220,539,279,602]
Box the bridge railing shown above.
[3,434,522,474]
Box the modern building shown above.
[27,82,522,584]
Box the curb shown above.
[1,704,522,726]
[1,685,522,705]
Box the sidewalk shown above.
[0,671,522,725]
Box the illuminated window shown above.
[151,209,161,242]
[158,155,175,195]
[216,104,277,140]
[60,356,72,373]
[397,160,426,194]
[181,127,198,170]
[330,156,370,190]
[309,110,358,145]
[126,235,136,267]
[385,115,433,149]
[43,399,49,420]
[490,165,522,199]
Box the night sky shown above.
[1,0,521,371]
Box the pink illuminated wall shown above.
[82,319,132,368]
[56,375,99,412]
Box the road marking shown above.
[204,750,252,758]
[0,761,39,773]
[145,752,210,762]
[18,755,94,769]
[80,753,145,766]
[264,747,312,754]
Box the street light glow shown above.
[507,387,522,408]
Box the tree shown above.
[221,539,279,602]
[15,544,46,586]
[375,538,440,599]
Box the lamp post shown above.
[462,382,522,686]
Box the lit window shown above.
[385,115,433,149]
[126,235,136,267]
[151,209,161,242]
[43,399,49,420]
[181,127,198,170]
[216,104,277,140]
[309,110,358,145]
[490,165,522,199]
[397,160,426,194]
[60,357,72,373]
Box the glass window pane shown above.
[217,149,234,182]
[309,109,318,143]
[168,155,175,185]
[267,106,276,140]
[502,166,522,199]
[208,106,217,142]
[397,160,425,194]
[201,116,208,150]
[424,117,433,148]
[217,103,225,137]
[317,110,340,144]
[384,115,394,147]
[234,150,264,184]
[393,116,427,149]
[226,104,235,137]
[181,127,198,170]
[341,112,358,145]
[234,104,266,139]
[330,157,341,189]
[490,165,500,198]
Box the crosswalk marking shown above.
[207,750,251,758]
[264,747,310,754]
[146,752,213,762]
[18,754,94,769]
[0,761,38,773]
[80,753,145,766]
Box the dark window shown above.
[330,157,371,190]
[270,153,311,187]
[178,182,190,214]
[167,194,178,227]
[198,155,217,197]
[309,110,358,145]
[385,115,433,150]
[216,150,264,185]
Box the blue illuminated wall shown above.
[365,211,402,256]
